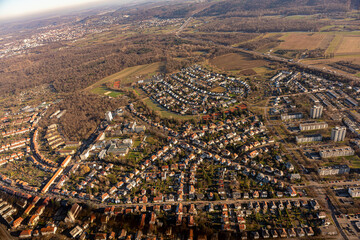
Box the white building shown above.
[331,126,346,142]
[300,122,328,131]
[105,111,113,122]
[296,134,322,144]
[349,187,360,198]
[310,105,323,119]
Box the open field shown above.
[325,34,343,54]
[84,62,164,92]
[348,155,360,169]
[277,33,334,50]
[209,53,268,71]
[91,86,123,97]
[321,155,360,168]
[268,31,360,75]
[210,86,226,93]
[301,55,360,73]
[264,32,360,55]
[142,97,196,120]
[336,36,360,54]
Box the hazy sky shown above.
[0,0,105,19]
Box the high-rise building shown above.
[310,105,323,119]
[105,111,113,122]
[331,126,346,142]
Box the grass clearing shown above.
[84,62,164,92]
[346,155,360,168]
[91,86,123,97]
[325,34,343,54]
[142,97,196,120]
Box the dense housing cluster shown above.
[140,65,250,115]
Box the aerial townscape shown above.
[0,0,359,239]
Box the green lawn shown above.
[91,86,123,97]
[325,34,343,55]
[142,97,197,120]
[84,62,164,93]
[345,155,360,168]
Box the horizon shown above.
[0,0,132,21]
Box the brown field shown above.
[302,56,360,75]
[336,36,360,54]
[209,53,268,71]
[210,86,226,93]
[277,33,334,50]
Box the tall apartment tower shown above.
[310,105,323,119]
[331,126,346,142]
[105,111,113,122]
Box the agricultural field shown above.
[208,53,270,76]
[336,35,360,54]
[264,31,360,75]
[277,33,334,50]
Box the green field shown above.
[346,155,360,168]
[85,62,164,93]
[91,86,123,97]
[325,34,343,55]
[142,97,196,120]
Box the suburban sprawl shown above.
[0,0,360,239]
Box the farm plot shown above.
[336,36,360,55]
[209,53,268,71]
[277,33,334,50]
